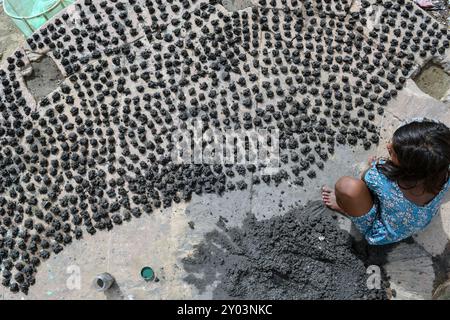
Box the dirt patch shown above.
[0,6,24,65]
[182,201,389,300]
[23,55,64,103]
[413,61,450,100]
[423,0,449,26]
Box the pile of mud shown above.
[183,201,388,299]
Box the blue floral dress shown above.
[350,161,450,245]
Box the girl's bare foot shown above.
[322,186,345,214]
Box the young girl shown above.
[322,120,450,245]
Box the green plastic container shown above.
[140,266,155,281]
[3,0,74,37]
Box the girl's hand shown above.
[367,156,378,165]
[361,156,378,179]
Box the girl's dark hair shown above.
[377,120,450,194]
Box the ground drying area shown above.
[0,0,449,299]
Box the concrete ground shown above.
[0,2,449,300]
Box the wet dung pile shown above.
[0,0,448,294]
[183,201,388,299]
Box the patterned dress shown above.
[350,161,450,245]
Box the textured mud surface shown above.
[183,201,388,299]
[24,56,64,102]
[413,61,450,100]
[0,0,448,295]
